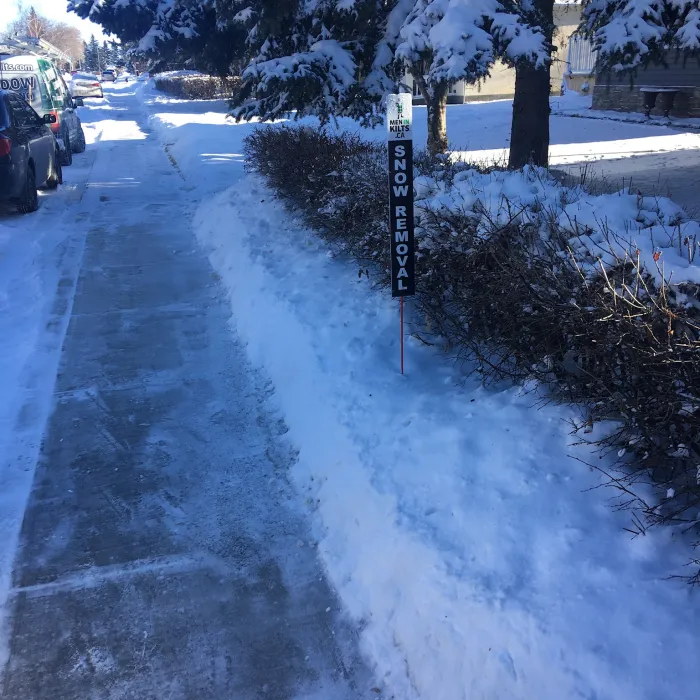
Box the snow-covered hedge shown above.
[153,74,240,101]
[245,125,700,578]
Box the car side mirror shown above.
[73,97,84,107]
[43,113,57,124]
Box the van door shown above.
[54,71,79,143]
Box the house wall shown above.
[592,54,700,117]
[463,60,515,101]
[406,3,591,104]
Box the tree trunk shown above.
[508,0,555,169]
[425,84,448,157]
[412,66,449,157]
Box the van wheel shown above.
[46,150,62,189]
[18,166,39,213]
[74,126,86,154]
[59,134,73,166]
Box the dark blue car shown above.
[0,89,61,213]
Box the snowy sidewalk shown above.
[0,84,369,699]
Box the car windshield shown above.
[0,93,10,132]
[72,73,98,81]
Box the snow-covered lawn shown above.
[151,90,700,166]
[145,88,700,699]
[151,88,700,212]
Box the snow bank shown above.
[194,176,700,700]
[415,165,700,285]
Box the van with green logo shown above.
[0,53,86,165]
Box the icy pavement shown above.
[2,80,700,700]
[0,84,370,699]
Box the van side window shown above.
[56,74,72,107]
[37,59,56,110]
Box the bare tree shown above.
[6,3,45,38]
[44,23,84,62]
[4,3,84,63]
[26,6,46,38]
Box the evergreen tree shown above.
[69,0,245,76]
[89,34,102,71]
[582,0,700,70]
[83,34,99,71]
[110,41,126,68]
[68,0,557,166]
[228,0,554,162]
[227,1,393,128]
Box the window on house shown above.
[567,35,597,75]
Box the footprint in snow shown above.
[497,650,517,681]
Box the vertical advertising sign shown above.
[386,94,415,298]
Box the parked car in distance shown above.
[0,53,86,165]
[70,72,103,99]
[101,68,116,82]
[0,90,62,213]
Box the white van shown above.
[0,54,86,165]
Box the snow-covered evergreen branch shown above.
[583,0,700,70]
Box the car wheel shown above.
[18,166,39,213]
[46,150,62,189]
[59,134,73,166]
[74,125,86,154]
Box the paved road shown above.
[1,89,370,699]
[553,117,700,218]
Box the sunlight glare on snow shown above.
[452,132,700,166]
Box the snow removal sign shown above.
[387,94,415,297]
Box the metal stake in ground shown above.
[387,93,415,374]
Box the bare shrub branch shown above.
[244,125,700,583]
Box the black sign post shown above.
[387,94,415,374]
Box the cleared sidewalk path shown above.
[1,86,369,700]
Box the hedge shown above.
[154,74,240,100]
[244,125,700,582]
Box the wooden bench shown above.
[639,85,688,118]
